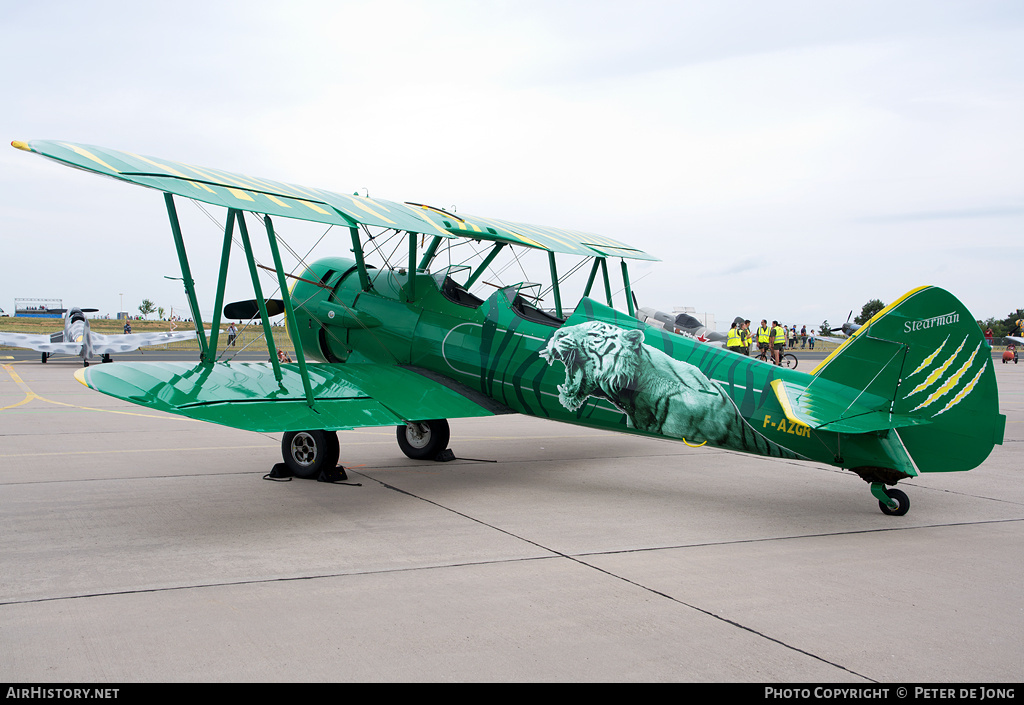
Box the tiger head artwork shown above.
[538,321,644,412]
[539,321,796,458]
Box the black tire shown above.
[396,419,450,460]
[41,353,47,364]
[878,487,910,516]
[781,354,798,369]
[281,430,340,479]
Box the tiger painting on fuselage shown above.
[539,321,796,458]
[12,139,1005,516]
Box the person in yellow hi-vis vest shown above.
[727,322,743,354]
[741,319,752,356]
[756,319,771,358]
[771,320,786,365]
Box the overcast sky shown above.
[2,0,1021,331]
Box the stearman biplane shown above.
[11,140,1005,515]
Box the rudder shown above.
[813,286,1004,473]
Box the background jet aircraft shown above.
[636,306,729,343]
[0,307,201,365]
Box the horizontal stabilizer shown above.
[771,379,932,435]
[75,361,504,433]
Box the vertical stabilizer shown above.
[813,286,1004,473]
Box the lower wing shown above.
[75,361,511,432]
[90,330,198,355]
[0,332,82,355]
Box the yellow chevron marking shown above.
[411,208,457,237]
[934,365,986,417]
[905,337,967,397]
[910,344,981,411]
[344,196,397,225]
[226,187,254,201]
[908,336,948,377]
[299,200,330,215]
[265,194,291,208]
[127,152,213,193]
[472,217,551,250]
[128,153,188,179]
[60,143,121,174]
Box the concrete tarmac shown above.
[0,356,1021,682]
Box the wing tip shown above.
[11,140,31,152]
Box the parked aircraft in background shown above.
[0,306,201,365]
[636,306,729,344]
[11,139,1006,516]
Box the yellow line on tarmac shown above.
[0,365,173,419]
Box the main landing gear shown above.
[397,419,451,460]
[277,419,454,481]
[281,429,341,479]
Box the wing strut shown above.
[264,215,316,408]
[349,226,372,292]
[165,194,210,361]
[234,210,284,384]
[418,235,444,272]
[620,260,635,316]
[464,242,506,289]
[600,258,613,307]
[547,252,563,319]
[207,208,236,357]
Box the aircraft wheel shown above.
[41,353,47,364]
[281,430,340,479]
[781,354,798,369]
[102,354,112,363]
[397,419,450,460]
[878,487,910,516]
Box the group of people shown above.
[726,319,818,362]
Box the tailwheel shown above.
[872,484,910,516]
[397,419,450,460]
[281,430,340,479]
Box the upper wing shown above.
[0,332,82,355]
[90,330,198,355]
[75,361,511,433]
[13,140,657,261]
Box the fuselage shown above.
[63,308,93,362]
[285,257,903,478]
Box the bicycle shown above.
[755,347,798,369]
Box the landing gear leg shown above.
[871,482,909,516]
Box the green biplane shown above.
[12,140,1005,515]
